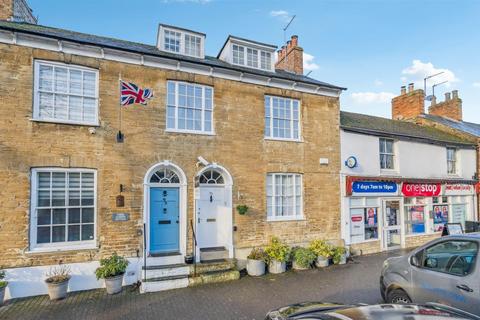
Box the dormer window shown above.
[157,24,205,59]
[218,36,276,72]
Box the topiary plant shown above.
[293,247,316,268]
[247,248,266,262]
[95,252,129,279]
[332,246,347,265]
[264,237,291,263]
[236,204,249,215]
[0,270,7,288]
[309,239,334,259]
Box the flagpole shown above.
[117,73,124,143]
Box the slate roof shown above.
[421,114,480,138]
[340,111,475,147]
[0,21,346,91]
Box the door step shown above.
[143,263,190,279]
[145,253,183,266]
[140,275,189,293]
[150,251,181,257]
[200,247,228,262]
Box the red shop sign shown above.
[402,183,441,197]
[351,216,363,222]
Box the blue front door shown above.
[150,187,179,253]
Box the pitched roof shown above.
[340,111,475,147]
[421,114,480,138]
[0,21,346,91]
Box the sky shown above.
[29,0,480,122]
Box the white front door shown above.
[382,199,403,251]
[196,186,227,249]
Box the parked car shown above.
[265,302,480,319]
[381,234,480,315]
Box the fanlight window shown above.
[199,169,224,184]
[150,168,180,183]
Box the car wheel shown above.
[387,289,411,304]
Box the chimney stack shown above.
[428,90,463,121]
[391,83,425,120]
[275,35,304,75]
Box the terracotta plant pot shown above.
[104,274,124,294]
[0,283,7,305]
[247,259,266,276]
[315,256,330,268]
[269,260,287,274]
[46,278,69,300]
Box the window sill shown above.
[30,118,100,127]
[264,137,303,143]
[350,238,380,244]
[267,216,305,222]
[165,129,215,136]
[26,243,98,254]
[380,169,399,176]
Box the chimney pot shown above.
[400,86,406,95]
[431,95,437,106]
[291,35,298,46]
[445,92,451,101]
[452,90,459,99]
[408,83,414,92]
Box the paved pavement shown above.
[0,250,408,320]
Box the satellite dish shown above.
[425,95,434,101]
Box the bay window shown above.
[267,173,303,221]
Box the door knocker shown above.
[209,192,213,203]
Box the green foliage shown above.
[236,204,249,215]
[293,247,316,268]
[45,265,71,284]
[247,248,266,261]
[0,270,6,288]
[95,252,129,280]
[309,240,334,258]
[332,246,347,264]
[264,237,291,263]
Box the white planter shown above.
[269,260,286,274]
[46,279,69,300]
[315,256,330,268]
[0,283,7,305]
[247,259,266,276]
[104,274,124,295]
[338,254,347,265]
[292,260,310,270]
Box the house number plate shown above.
[112,213,130,222]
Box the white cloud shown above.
[401,59,459,88]
[303,53,319,72]
[374,79,383,87]
[351,92,396,104]
[473,82,480,88]
[270,10,292,22]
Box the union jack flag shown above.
[120,80,153,106]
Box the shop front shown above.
[343,178,477,254]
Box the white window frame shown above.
[379,138,395,170]
[447,147,457,175]
[264,95,302,142]
[267,173,304,221]
[160,27,205,58]
[29,168,97,253]
[33,60,99,126]
[231,43,273,71]
[165,81,214,135]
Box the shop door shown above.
[382,200,402,251]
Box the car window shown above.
[422,240,478,276]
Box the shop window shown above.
[405,205,426,234]
[433,204,449,232]
[350,198,379,243]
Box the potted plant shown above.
[332,246,347,265]
[45,265,71,300]
[246,248,266,276]
[0,270,7,305]
[95,252,129,295]
[264,237,291,274]
[236,204,249,215]
[309,240,334,268]
[292,247,316,270]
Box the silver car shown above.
[381,234,480,315]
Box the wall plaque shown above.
[112,213,130,222]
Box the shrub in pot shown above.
[45,265,71,300]
[246,248,266,276]
[309,240,334,268]
[236,204,249,215]
[0,270,7,305]
[265,237,291,274]
[292,247,316,270]
[95,252,129,294]
[332,246,347,265]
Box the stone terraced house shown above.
[0,2,345,298]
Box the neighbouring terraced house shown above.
[0,0,345,298]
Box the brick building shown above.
[0,10,345,297]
